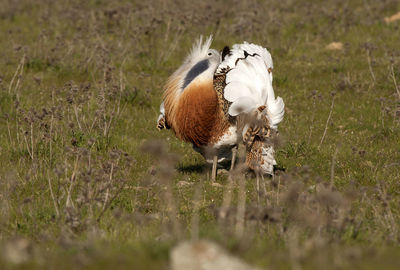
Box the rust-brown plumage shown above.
[157,37,285,180]
[162,67,230,148]
[173,82,219,146]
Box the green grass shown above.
[1,0,400,269]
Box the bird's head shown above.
[172,36,221,92]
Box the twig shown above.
[276,175,281,206]
[256,172,260,204]
[23,135,33,160]
[102,163,114,211]
[66,155,79,208]
[319,94,335,148]
[8,54,25,95]
[49,95,54,164]
[308,96,317,144]
[376,180,398,238]
[330,145,339,187]
[191,178,203,241]
[30,122,34,160]
[8,62,20,94]
[14,55,25,98]
[88,115,98,133]
[163,176,182,239]
[15,113,20,145]
[235,175,246,238]
[261,173,267,201]
[96,183,125,223]
[6,118,13,148]
[47,172,60,217]
[73,105,83,131]
[367,50,376,84]
[390,64,400,100]
[219,172,234,222]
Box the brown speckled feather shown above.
[213,71,236,125]
[242,108,273,171]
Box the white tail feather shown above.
[217,42,284,129]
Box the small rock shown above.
[384,11,400,23]
[3,237,32,264]
[326,42,343,50]
[171,240,261,270]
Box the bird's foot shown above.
[157,115,166,130]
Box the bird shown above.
[157,36,284,180]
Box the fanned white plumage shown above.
[158,38,285,176]
[217,42,285,129]
[215,42,285,175]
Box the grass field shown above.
[0,0,400,269]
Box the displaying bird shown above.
[157,36,284,180]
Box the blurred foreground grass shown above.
[0,0,400,269]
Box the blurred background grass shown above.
[0,0,399,269]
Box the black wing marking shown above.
[182,59,209,90]
[221,46,230,61]
[235,50,260,65]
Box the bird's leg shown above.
[256,172,260,204]
[211,155,218,182]
[230,145,238,171]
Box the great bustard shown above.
[157,36,284,180]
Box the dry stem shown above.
[319,95,335,148]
